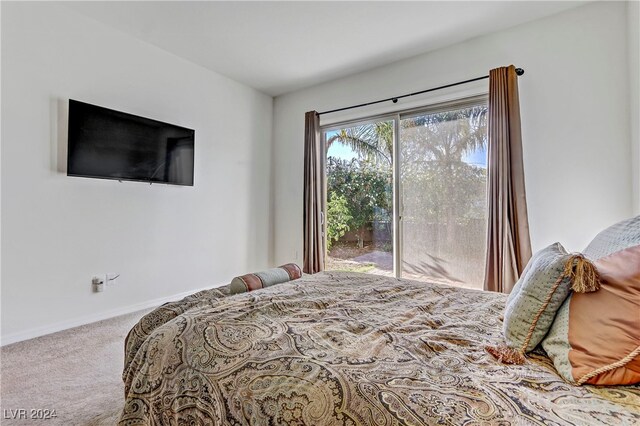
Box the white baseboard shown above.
[0,286,215,346]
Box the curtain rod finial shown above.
[515,68,525,76]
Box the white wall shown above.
[272,1,633,265]
[1,2,273,343]
[629,0,640,214]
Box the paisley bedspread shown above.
[120,271,640,425]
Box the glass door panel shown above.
[399,103,488,289]
[324,120,394,276]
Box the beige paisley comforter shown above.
[120,271,640,425]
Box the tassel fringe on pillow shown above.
[486,254,600,365]
[565,254,600,293]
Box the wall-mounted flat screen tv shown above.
[67,99,195,186]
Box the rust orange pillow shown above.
[567,244,640,385]
[543,245,640,385]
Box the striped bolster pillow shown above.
[229,263,302,294]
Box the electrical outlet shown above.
[92,276,105,292]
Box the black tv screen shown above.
[67,100,194,186]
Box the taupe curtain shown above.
[484,65,532,293]
[303,111,325,274]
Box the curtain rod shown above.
[317,67,524,116]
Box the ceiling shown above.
[64,1,588,96]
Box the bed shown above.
[119,271,640,425]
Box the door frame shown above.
[320,94,488,279]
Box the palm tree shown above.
[325,106,487,168]
[325,122,393,166]
[401,106,487,166]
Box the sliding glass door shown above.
[323,97,488,289]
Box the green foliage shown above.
[400,105,488,225]
[402,161,487,225]
[326,193,352,250]
[327,157,392,246]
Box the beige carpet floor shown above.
[1,309,152,425]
